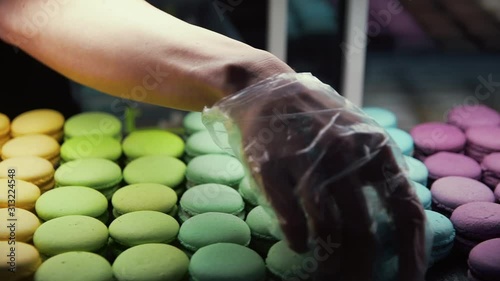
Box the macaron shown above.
[185,154,245,188]
[33,215,109,258]
[467,238,500,281]
[362,106,397,128]
[495,183,500,202]
[182,111,206,136]
[10,109,65,141]
[446,104,500,131]
[386,127,414,156]
[411,181,432,210]
[189,243,266,281]
[466,126,500,162]
[245,206,280,257]
[238,175,262,211]
[34,251,114,281]
[0,208,41,242]
[0,178,40,211]
[179,183,245,222]
[184,130,227,162]
[425,210,456,265]
[0,112,11,149]
[404,156,429,187]
[111,183,177,218]
[122,155,186,194]
[1,134,61,166]
[0,241,41,281]
[112,243,189,281]
[430,176,495,217]
[122,129,184,160]
[0,156,55,193]
[450,202,500,253]
[265,240,310,281]
[410,122,466,160]
[424,152,482,184]
[35,186,109,223]
[54,158,123,200]
[481,153,500,189]
[64,111,122,140]
[108,211,179,256]
[178,212,251,254]
[60,135,122,163]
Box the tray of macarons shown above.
[0,103,499,281]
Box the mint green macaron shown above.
[189,243,266,281]
[178,212,251,253]
[122,155,186,190]
[183,112,206,135]
[185,154,245,188]
[238,175,261,210]
[35,186,109,223]
[246,206,280,257]
[64,111,122,140]
[184,130,226,162]
[265,240,310,281]
[60,136,122,162]
[111,183,178,217]
[54,158,123,200]
[112,243,189,281]
[179,183,245,222]
[122,129,184,160]
[34,251,113,281]
[33,215,109,258]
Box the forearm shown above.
[0,0,293,111]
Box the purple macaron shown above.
[431,176,495,217]
[446,104,500,131]
[495,183,500,203]
[481,153,500,189]
[450,202,500,254]
[467,238,500,281]
[465,127,500,163]
[410,122,466,158]
[424,152,482,185]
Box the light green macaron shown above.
[122,129,185,160]
[185,154,245,188]
[184,130,226,162]
[238,175,261,210]
[54,158,123,200]
[123,155,186,190]
[34,251,114,281]
[189,243,266,281]
[178,212,251,253]
[182,111,206,135]
[112,243,189,281]
[111,183,178,217]
[265,240,311,281]
[60,136,122,162]
[64,111,122,140]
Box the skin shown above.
[0,0,294,111]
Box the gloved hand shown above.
[203,73,429,281]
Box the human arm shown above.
[0,0,294,111]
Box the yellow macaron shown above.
[10,109,65,141]
[0,208,41,242]
[0,241,41,281]
[1,134,61,166]
[0,156,55,193]
[0,179,41,211]
[0,113,10,136]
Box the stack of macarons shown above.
[10,108,65,142]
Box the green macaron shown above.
[265,240,311,281]
[34,251,114,281]
[33,215,109,258]
[64,111,122,140]
[35,186,109,223]
[189,243,266,281]
[112,243,189,281]
[238,175,262,210]
[179,183,245,222]
[185,154,245,188]
[178,212,251,253]
[182,111,206,135]
[60,136,122,162]
[123,155,186,190]
[122,129,185,160]
[184,130,227,162]
[54,158,123,200]
[111,183,178,217]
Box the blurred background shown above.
[1,0,499,131]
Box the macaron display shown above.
[0,178,40,211]
[0,156,55,193]
[450,202,500,253]
[425,210,456,265]
[386,127,414,156]
[184,130,227,162]
[467,238,500,281]
[10,109,65,141]
[182,111,206,136]
[404,155,430,187]
[430,176,495,217]
[189,243,266,281]
[424,152,482,184]
[245,206,280,256]
[185,154,245,188]
[178,212,251,253]
[0,241,41,281]
[54,158,123,199]
[0,208,41,242]
[64,111,122,140]
[481,153,500,189]
[179,183,245,222]
[60,136,122,163]
[410,122,466,161]
[1,134,61,165]
[446,104,500,131]
[34,251,114,281]
[121,129,185,160]
[362,106,398,128]
[465,126,500,163]
[0,112,11,149]
[112,243,189,281]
